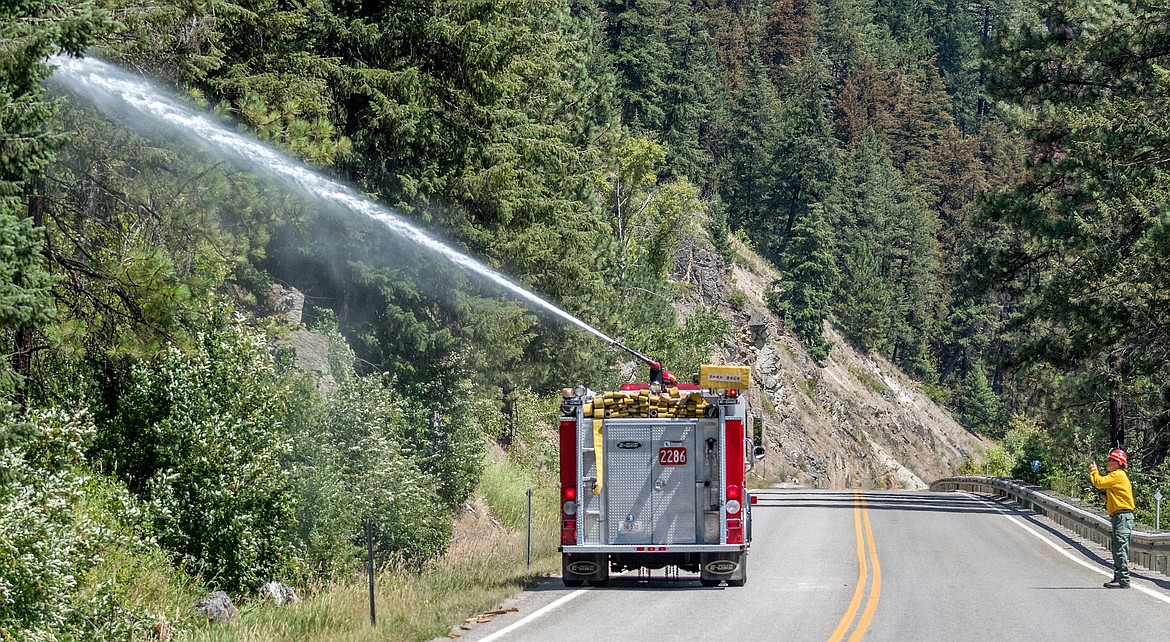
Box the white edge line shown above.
[475,588,588,642]
[963,491,1170,605]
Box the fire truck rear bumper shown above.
[560,544,747,554]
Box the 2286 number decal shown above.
[658,446,687,466]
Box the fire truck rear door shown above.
[652,422,697,544]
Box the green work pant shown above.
[1110,511,1134,584]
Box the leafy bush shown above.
[289,373,456,575]
[399,374,487,508]
[0,406,160,640]
[94,309,295,592]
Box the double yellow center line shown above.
[828,490,881,642]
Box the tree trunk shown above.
[1109,392,1125,449]
[12,177,45,412]
[976,3,991,126]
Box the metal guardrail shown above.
[931,475,1170,576]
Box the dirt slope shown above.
[671,233,989,489]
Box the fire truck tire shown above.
[563,579,585,587]
[699,578,722,587]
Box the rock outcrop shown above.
[268,284,338,393]
[671,232,988,489]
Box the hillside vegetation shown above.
[4,0,1170,639]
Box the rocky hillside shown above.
[671,232,989,490]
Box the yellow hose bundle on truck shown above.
[589,387,709,418]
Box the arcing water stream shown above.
[46,54,621,348]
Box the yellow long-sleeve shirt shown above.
[1090,467,1135,515]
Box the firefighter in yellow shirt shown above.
[1089,449,1135,589]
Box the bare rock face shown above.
[286,328,337,393]
[670,234,989,490]
[270,283,305,325]
[195,591,236,623]
[266,284,338,393]
[259,581,300,607]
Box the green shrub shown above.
[94,309,295,592]
[399,373,487,509]
[961,448,1015,476]
[289,374,454,575]
[625,306,732,379]
[0,406,163,640]
[849,367,889,394]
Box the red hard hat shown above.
[1108,449,1128,467]
[662,370,677,385]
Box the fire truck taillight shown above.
[727,485,740,500]
[559,417,577,546]
[562,486,577,516]
[726,499,741,515]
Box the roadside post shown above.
[366,519,376,626]
[1156,490,1163,531]
[526,488,533,567]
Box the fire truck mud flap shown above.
[699,551,747,587]
[562,553,608,586]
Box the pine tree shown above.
[602,0,674,131]
[1,2,112,402]
[763,0,817,81]
[828,132,941,366]
[767,203,839,363]
[659,8,725,183]
[982,0,1170,464]
[872,0,939,62]
[720,55,787,261]
[771,58,841,257]
[958,366,1004,436]
[816,0,886,79]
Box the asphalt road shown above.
[447,490,1170,641]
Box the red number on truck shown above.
[658,446,687,466]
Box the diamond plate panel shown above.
[605,423,652,544]
[703,512,720,541]
[652,422,697,543]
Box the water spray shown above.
[46,55,664,379]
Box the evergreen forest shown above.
[4,0,1170,638]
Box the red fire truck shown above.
[558,354,760,587]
